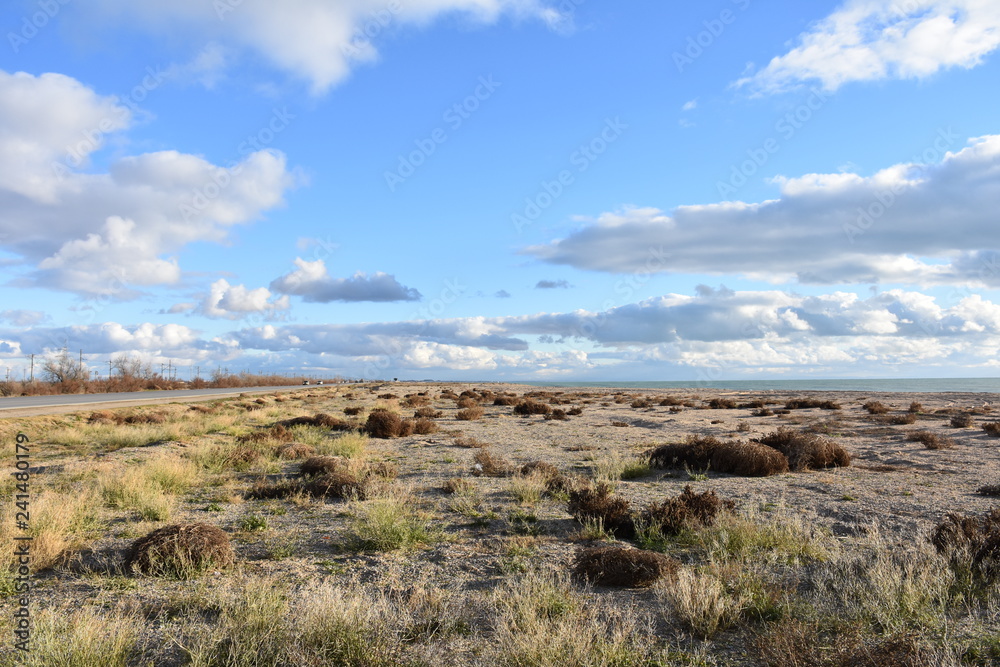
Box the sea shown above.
[519,378,1000,394]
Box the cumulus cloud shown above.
[737,0,1000,94]
[270,258,421,302]
[194,279,290,320]
[495,290,512,298]
[0,70,297,298]
[523,134,1000,288]
[83,0,568,94]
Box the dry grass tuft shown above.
[412,417,439,434]
[573,545,679,588]
[983,422,1000,437]
[513,400,552,416]
[864,401,891,414]
[456,406,484,421]
[275,442,317,459]
[414,407,443,419]
[907,431,956,450]
[951,413,975,428]
[126,522,234,577]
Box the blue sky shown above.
[1,0,999,381]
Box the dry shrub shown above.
[544,409,568,421]
[706,398,737,409]
[908,401,924,413]
[224,446,262,467]
[493,395,519,406]
[126,522,234,577]
[753,619,940,667]
[514,400,552,416]
[567,407,583,416]
[573,545,678,588]
[907,431,955,450]
[611,421,629,427]
[414,407,442,419]
[403,394,430,407]
[567,482,634,538]
[977,484,1000,497]
[378,393,398,400]
[631,398,653,409]
[658,396,683,406]
[641,485,734,535]
[983,422,1000,437]
[454,435,488,448]
[871,412,918,425]
[951,413,975,428]
[785,398,841,410]
[710,441,789,477]
[189,404,216,414]
[88,410,123,425]
[276,413,353,430]
[648,435,723,470]
[864,401,890,414]
[753,408,775,417]
[412,417,439,434]
[275,442,317,459]
[442,477,473,494]
[520,460,571,493]
[123,410,169,425]
[364,409,408,438]
[756,427,851,471]
[456,406,484,421]
[307,472,371,500]
[456,397,479,409]
[300,455,350,476]
[343,406,363,416]
[238,424,293,445]
[472,449,512,477]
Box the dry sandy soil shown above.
[2,382,1000,665]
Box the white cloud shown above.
[197,279,290,320]
[737,0,1000,94]
[523,134,1000,288]
[84,0,568,94]
[682,98,698,111]
[0,70,297,298]
[0,310,46,326]
[270,258,422,302]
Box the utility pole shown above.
[108,360,112,377]
[29,354,33,382]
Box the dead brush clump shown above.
[951,413,975,428]
[276,413,354,430]
[982,422,1000,437]
[493,395,520,406]
[544,409,568,421]
[363,409,414,438]
[456,406,485,421]
[188,404,217,414]
[631,398,653,409]
[755,427,851,471]
[300,456,398,481]
[648,436,789,477]
[88,410,123,425]
[126,522,234,577]
[908,401,924,413]
[567,407,584,416]
[343,406,364,416]
[472,449,513,477]
[931,509,1000,578]
[573,545,679,588]
[706,398,737,409]
[863,401,891,414]
[237,424,293,445]
[753,407,775,417]
[456,397,480,409]
[453,435,488,448]
[224,445,263,467]
[412,418,439,434]
[442,477,473,494]
[414,407,443,419]
[568,482,635,538]
[403,394,430,407]
[520,460,572,493]
[872,412,918,425]
[785,398,842,410]
[658,396,683,406]
[977,484,1000,497]
[641,485,735,535]
[513,400,552,416]
[907,431,956,450]
[275,442,317,459]
[123,410,169,425]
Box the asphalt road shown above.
[0,385,319,413]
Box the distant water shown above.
[520,378,1000,394]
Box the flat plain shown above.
[3,383,1000,666]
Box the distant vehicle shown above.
[302,380,310,385]
[316,380,324,385]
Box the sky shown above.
[0,0,999,383]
